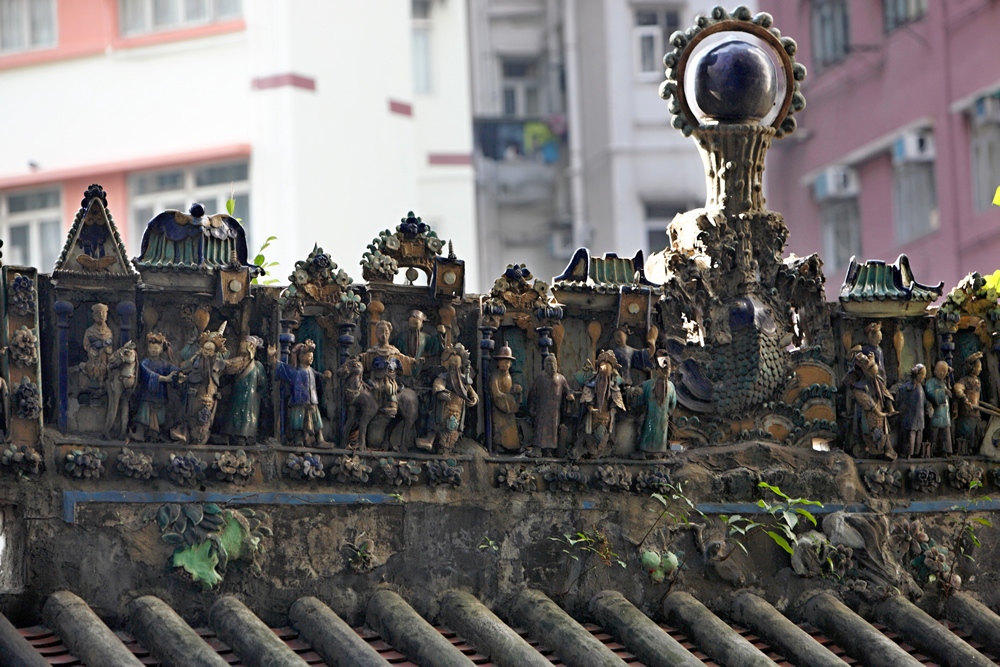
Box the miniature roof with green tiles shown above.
[839,253,943,316]
[552,248,662,294]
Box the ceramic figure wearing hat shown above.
[360,320,416,416]
[629,350,677,459]
[925,360,953,457]
[861,322,888,383]
[953,351,997,455]
[269,339,332,446]
[132,332,179,442]
[578,350,627,458]
[173,323,228,446]
[528,354,574,457]
[895,363,927,459]
[80,303,114,398]
[422,344,478,453]
[223,335,267,446]
[844,346,897,460]
[490,344,521,452]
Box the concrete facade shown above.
[762,0,1000,299]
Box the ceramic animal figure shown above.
[338,356,419,451]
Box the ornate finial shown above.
[658,6,806,138]
[81,184,108,210]
[189,203,206,218]
[448,240,455,260]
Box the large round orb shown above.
[693,40,777,123]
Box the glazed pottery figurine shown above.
[80,303,114,398]
[132,333,179,442]
[104,340,137,440]
[270,339,332,446]
[490,344,521,452]
[578,350,626,458]
[953,351,1000,454]
[895,363,926,459]
[861,322,888,382]
[925,360,953,457]
[223,335,267,446]
[173,324,228,446]
[527,354,574,457]
[360,320,416,416]
[844,347,897,460]
[610,327,654,385]
[629,350,677,460]
[392,310,443,367]
[420,344,478,453]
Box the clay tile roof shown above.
[5,588,996,667]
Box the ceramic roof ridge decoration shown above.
[52,184,139,283]
[840,254,945,315]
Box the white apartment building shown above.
[469,0,753,286]
[0,0,477,288]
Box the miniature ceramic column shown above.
[279,318,296,364]
[534,304,563,359]
[54,301,74,433]
[117,301,135,346]
[479,324,498,454]
[338,321,355,434]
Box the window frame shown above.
[117,0,242,37]
[128,160,250,254]
[883,0,927,34]
[810,0,850,70]
[892,159,939,245]
[971,117,1000,213]
[820,196,861,274]
[632,6,681,82]
[499,56,542,118]
[0,0,57,55]
[411,0,432,94]
[0,185,62,272]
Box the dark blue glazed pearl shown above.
[694,40,776,123]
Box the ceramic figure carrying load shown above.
[844,347,897,460]
[173,323,228,446]
[419,344,477,453]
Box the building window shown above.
[811,0,849,68]
[118,0,242,36]
[0,0,56,54]
[0,187,60,271]
[971,99,1000,213]
[893,161,938,244]
[643,200,687,254]
[633,7,680,79]
[412,0,432,94]
[129,160,250,253]
[883,0,926,33]
[821,198,860,273]
[501,58,541,117]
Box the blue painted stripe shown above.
[62,490,394,523]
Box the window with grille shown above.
[0,0,56,54]
[893,160,938,244]
[633,7,680,79]
[130,161,250,254]
[883,0,926,33]
[0,187,61,272]
[821,197,860,273]
[811,0,849,68]
[972,120,1000,213]
[118,0,241,36]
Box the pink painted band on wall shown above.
[428,154,472,166]
[389,100,413,116]
[251,74,316,91]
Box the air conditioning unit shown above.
[814,165,859,201]
[974,95,1000,125]
[892,130,935,164]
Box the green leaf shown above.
[758,482,789,499]
[226,198,236,216]
[782,510,799,531]
[971,517,992,527]
[757,499,768,509]
[793,508,818,525]
[254,254,265,265]
[766,531,794,554]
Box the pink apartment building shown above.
[761,0,1000,299]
